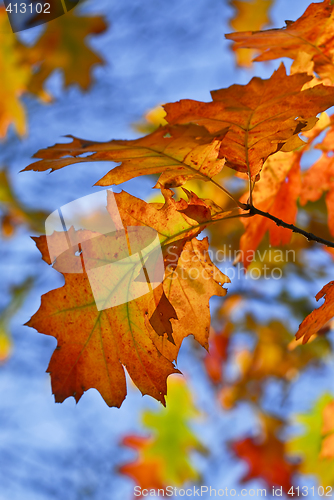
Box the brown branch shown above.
[244,204,334,249]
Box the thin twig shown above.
[247,204,334,249]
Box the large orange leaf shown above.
[26,190,229,407]
[23,124,226,189]
[229,0,273,67]
[239,151,300,267]
[226,0,334,83]
[164,64,334,178]
[296,281,334,344]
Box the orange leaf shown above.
[27,190,229,407]
[296,281,334,343]
[164,64,334,178]
[226,0,334,83]
[23,124,226,189]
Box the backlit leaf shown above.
[226,0,334,83]
[296,281,334,344]
[26,190,229,407]
[164,64,334,178]
[23,124,226,189]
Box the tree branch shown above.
[245,204,334,249]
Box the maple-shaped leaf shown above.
[296,281,334,344]
[232,415,297,492]
[164,64,334,178]
[24,10,107,93]
[225,0,334,84]
[0,8,31,138]
[229,0,273,67]
[239,151,300,267]
[287,393,334,487]
[26,189,229,407]
[23,124,226,189]
[119,376,206,492]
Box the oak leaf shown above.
[23,124,226,189]
[225,1,334,83]
[296,281,334,344]
[164,64,334,178]
[26,190,229,407]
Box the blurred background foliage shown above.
[1,0,334,499]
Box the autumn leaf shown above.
[229,0,273,67]
[26,189,229,407]
[164,64,334,178]
[287,394,334,487]
[23,124,227,189]
[226,0,334,84]
[232,415,297,492]
[119,376,206,493]
[239,151,300,267]
[24,9,107,93]
[296,281,334,344]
